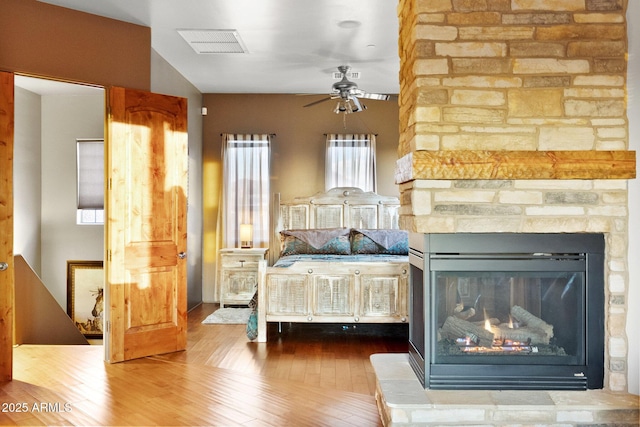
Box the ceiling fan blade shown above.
[303,97,333,108]
[354,90,391,101]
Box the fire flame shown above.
[483,308,492,332]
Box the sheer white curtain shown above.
[325,134,376,192]
[220,134,271,248]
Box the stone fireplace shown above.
[370,1,638,423]
[394,0,635,394]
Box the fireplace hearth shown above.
[408,233,605,390]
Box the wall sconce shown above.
[239,224,253,248]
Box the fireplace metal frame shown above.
[408,233,605,390]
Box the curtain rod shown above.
[220,133,276,137]
[323,133,378,136]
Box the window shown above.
[221,134,271,248]
[325,134,376,192]
[76,139,104,225]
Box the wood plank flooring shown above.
[0,303,408,426]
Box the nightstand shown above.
[218,248,268,307]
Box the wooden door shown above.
[104,87,188,363]
[0,71,14,381]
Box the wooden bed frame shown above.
[256,187,409,342]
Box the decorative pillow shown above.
[280,228,351,256]
[350,229,409,255]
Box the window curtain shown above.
[219,134,271,249]
[325,134,376,192]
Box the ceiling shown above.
[28,0,400,97]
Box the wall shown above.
[397,0,633,392]
[0,0,150,91]
[1,0,151,308]
[3,0,205,311]
[13,87,42,272]
[1,0,149,310]
[201,93,400,302]
[150,49,204,310]
[41,93,105,309]
[626,0,639,395]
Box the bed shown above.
[256,187,409,342]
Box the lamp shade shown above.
[239,224,253,248]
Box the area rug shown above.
[201,307,252,324]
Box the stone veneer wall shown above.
[396,0,630,391]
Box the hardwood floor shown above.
[0,303,408,426]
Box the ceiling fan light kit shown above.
[333,98,365,114]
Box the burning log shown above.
[493,324,550,345]
[511,305,554,339]
[454,306,476,320]
[441,316,494,347]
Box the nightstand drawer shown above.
[219,256,262,269]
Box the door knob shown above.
[178,252,187,259]
[0,262,8,271]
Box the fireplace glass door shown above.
[433,268,584,366]
[408,233,604,390]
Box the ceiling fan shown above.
[304,65,392,114]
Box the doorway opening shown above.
[13,75,104,346]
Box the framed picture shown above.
[67,260,104,338]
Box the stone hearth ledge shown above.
[371,353,639,427]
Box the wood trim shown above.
[0,71,14,381]
[396,150,636,182]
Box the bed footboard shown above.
[256,259,408,342]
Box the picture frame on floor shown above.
[66,260,104,338]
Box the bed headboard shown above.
[270,187,400,262]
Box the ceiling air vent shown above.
[178,29,248,54]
